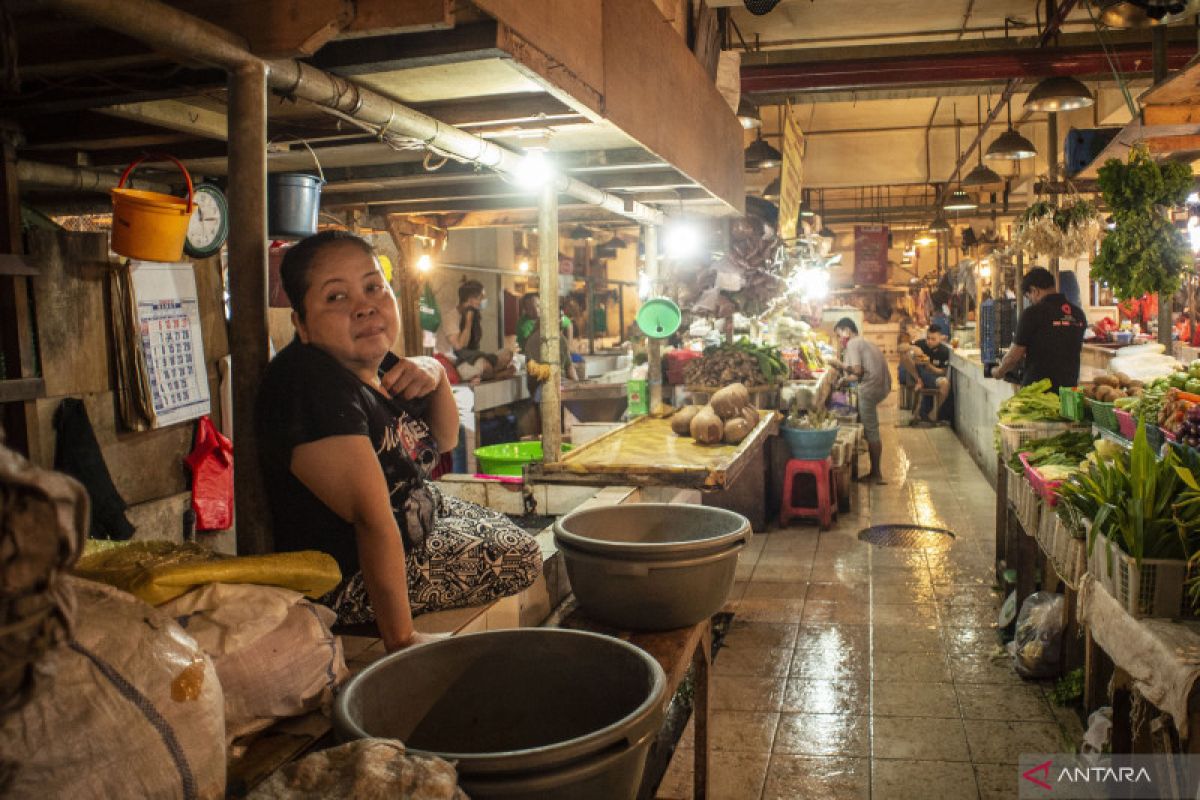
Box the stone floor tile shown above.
[964,719,1068,764]
[752,562,815,582]
[774,713,870,757]
[871,623,944,653]
[733,598,807,623]
[871,716,971,761]
[761,755,869,800]
[712,675,788,711]
[655,745,694,800]
[721,621,799,651]
[871,680,958,718]
[712,645,792,677]
[949,651,1029,686]
[939,604,1002,628]
[871,759,980,800]
[871,650,953,683]
[800,600,871,625]
[871,566,933,585]
[974,762,1019,800]
[956,682,1056,722]
[805,581,869,605]
[711,710,780,753]
[942,625,1003,656]
[782,677,870,716]
[794,623,871,653]
[872,601,941,626]
[743,580,809,600]
[870,581,938,604]
[790,644,870,682]
[708,751,770,800]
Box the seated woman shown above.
[515,292,572,355]
[255,231,542,651]
[449,279,514,384]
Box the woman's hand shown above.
[388,631,451,653]
[382,356,444,399]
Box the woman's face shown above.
[293,242,399,373]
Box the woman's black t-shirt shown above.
[458,306,482,351]
[255,341,440,581]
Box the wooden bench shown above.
[549,598,712,800]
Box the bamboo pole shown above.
[644,225,663,412]
[538,183,562,464]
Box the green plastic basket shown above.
[475,441,573,477]
[1145,422,1164,453]
[1058,387,1089,423]
[1087,398,1119,434]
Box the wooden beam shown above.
[0,136,37,456]
[1142,104,1200,126]
[409,93,577,128]
[0,379,45,404]
[167,0,353,57]
[98,100,229,140]
[1141,55,1200,106]
[342,0,454,37]
[434,205,632,228]
[308,21,501,75]
[1145,134,1200,154]
[5,69,226,117]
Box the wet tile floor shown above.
[655,409,1083,800]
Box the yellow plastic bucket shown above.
[110,154,194,262]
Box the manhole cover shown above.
[857,525,955,549]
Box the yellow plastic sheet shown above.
[73,540,342,606]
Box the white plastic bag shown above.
[162,583,346,742]
[0,577,226,799]
[1009,591,1065,679]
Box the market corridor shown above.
[657,409,1083,799]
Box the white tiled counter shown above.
[950,349,1016,487]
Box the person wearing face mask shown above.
[449,279,514,383]
[830,318,891,484]
[992,267,1086,391]
[255,232,541,652]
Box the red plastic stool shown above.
[780,457,836,530]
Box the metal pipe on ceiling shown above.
[38,0,667,226]
[16,160,172,193]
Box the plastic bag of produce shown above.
[162,583,347,741]
[0,577,226,799]
[248,739,467,800]
[73,539,342,605]
[1008,591,1065,679]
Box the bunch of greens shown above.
[1050,668,1085,707]
[1172,446,1200,610]
[1093,145,1193,301]
[1057,423,1188,573]
[1008,430,1095,473]
[1014,198,1101,259]
[998,380,1065,424]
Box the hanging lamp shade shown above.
[943,189,977,212]
[736,98,763,130]
[985,128,1037,160]
[819,225,836,238]
[914,230,937,246]
[929,215,951,233]
[1024,76,1094,112]
[568,224,593,240]
[762,176,781,201]
[744,134,782,170]
[1094,0,1200,27]
[798,194,816,217]
[961,162,1003,186]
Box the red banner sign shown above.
[853,225,889,286]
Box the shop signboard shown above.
[777,101,805,240]
[854,225,889,286]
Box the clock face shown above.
[185,184,228,258]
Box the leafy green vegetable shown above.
[1008,430,1095,472]
[1093,145,1193,301]
[1050,668,1085,707]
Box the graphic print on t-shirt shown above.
[378,411,439,548]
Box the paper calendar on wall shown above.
[130,260,211,428]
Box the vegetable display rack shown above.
[1087,399,1120,434]
[997,421,1088,463]
[1089,531,1190,619]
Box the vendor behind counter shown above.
[993,267,1086,392]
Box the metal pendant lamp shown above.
[737,98,763,130]
[762,176,781,201]
[745,131,782,170]
[929,214,952,233]
[944,189,977,212]
[985,100,1037,161]
[798,189,816,218]
[1025,76,1094,112]
[962,97,1003,185]
[1094,0,1200,27]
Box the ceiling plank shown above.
[1142,105,1200,126]
[97,100,228,140]
[1145,134,1200,154]
[341,0,455,37]
[6,69,226,117]
[165,0,352,57]
[308,21,503,75]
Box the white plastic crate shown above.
[1014,475,1041,535]
[1036,500,1057,552]
[996,421,1088,463]
[1088,531,1190,619]
[1005,466,1022,510]
[1048,515,1086,589]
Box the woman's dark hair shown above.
[835,317,859,335]
[279,230,375,320]
[926,324,944,335]
[458,280,484,304]
[1021,267,1056,294]
[520,292,539,316]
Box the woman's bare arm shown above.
[425,370,459,453]
[291,435,416,651]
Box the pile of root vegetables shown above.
[670,383,759,445]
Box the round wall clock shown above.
[184,183,229,258]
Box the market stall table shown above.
[528,411,780,531]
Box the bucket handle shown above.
[296,139,326,184]
[118,154,194,213]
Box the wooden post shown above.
[692,620,712,800]
[538,182,562,464]
[1154,25,1175,350]
[1047,110,1060,282]
[227,62,272,554]
[644,224,663,412]
[0,135,37,456]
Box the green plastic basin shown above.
[475,441,573,476]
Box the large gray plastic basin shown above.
[554,503,752,630]
[334,629,666,800]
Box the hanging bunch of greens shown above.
[1093,144,1193,301]
[1013,197,1101,259]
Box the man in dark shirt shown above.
[900,325,953,423]
[993,267,1086,391]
